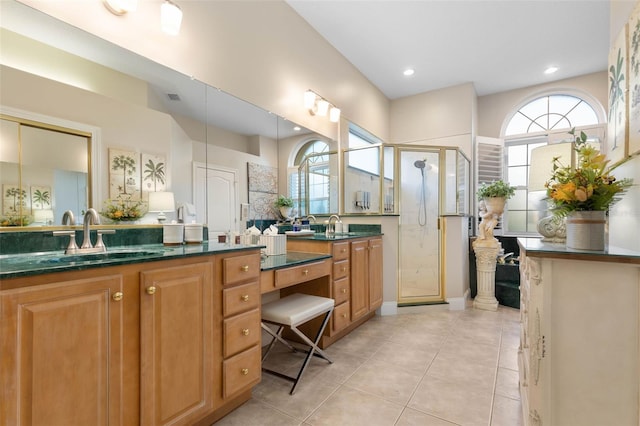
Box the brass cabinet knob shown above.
[303,269,309,275]
[112,292,123,302]
[342,313,347,318]
[341,248,346,253]
[242,328,250,336]
[342,267,347,272]
[241,368,249,375]
[341,288,347,294]
[241,265,249,272]
[241,294,249,302]
[146,286,156,295]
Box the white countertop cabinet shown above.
[518,238,640,426]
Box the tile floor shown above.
[214,304,523,426]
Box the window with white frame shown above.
[497,93,603,234]
[288,140,330,215]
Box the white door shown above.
[194,163,237,240]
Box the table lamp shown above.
[148,191,175,223]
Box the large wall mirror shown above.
[0,113,92,226]
[0,1,340,232]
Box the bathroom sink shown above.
[34,249,166,265]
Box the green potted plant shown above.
[476,180,515,242]
[274,195,294,219]
[476,180,516,200]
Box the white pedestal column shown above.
[473,243,500,311]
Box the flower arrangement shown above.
[0,215,31,226]
[545,128,633,217]
[477,180,516,200]
[101,195,146,221]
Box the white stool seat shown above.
[262,293,335,326]
[261,293,335,395]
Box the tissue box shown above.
[258,234,286,255]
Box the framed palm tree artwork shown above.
[109,148,141,199]
[142,153,167,195]
[31,185,51,210]
[608,24,628,164]
[628,2,640,156]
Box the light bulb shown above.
[329,107,341,122]
[161,0,182,36]
[317,99,329,116]
[304,90,316,109]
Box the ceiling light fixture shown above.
[403,68,415,76]
[103,0,138,15]
[304,89,341,123]
[161,0,183,36]
[545,66,558,75]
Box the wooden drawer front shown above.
[223,282,260,317]
[223,254,260,285]
[223,345,261,398]
[274,260,330,289]
[224,309,261,357]
[333,259,349,280]
[332,242,349,261]
[333,301,350,332]
[333,277,350,305]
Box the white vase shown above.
[565,210,606,251]
[279,206,293,219]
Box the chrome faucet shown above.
[61,210,75,226]
[326,214,341,236]
[81,208,100,249]
[305,215,317,224]
[53,208,115,254]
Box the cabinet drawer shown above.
[332,242,349,261]
[223,254,261,285]
[223,281,260,317]
[274,260,330,289]
[333,277,350,305]
[333,301,350,332]
[224,309,261,357]
[223,345,261,398]
[333,259,349,280]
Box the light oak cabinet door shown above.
[0,274,124,426]
[350,240,369,321]
[368,237,383,311]
[140,262,214,426]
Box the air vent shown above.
[167,93,181,101]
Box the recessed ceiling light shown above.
[403,69,415,77]
[293,126,301,131]
[545,66,558,75]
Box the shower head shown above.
[414,160,426,169]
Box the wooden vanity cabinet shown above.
[0,249,262,426]
[286,236,383,347]
[0,274,125,426]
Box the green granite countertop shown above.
[517,237,640,264]
[284,231,383,241]
[260,251,332,271]
[0,242,263,279]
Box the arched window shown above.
[498,93,603,234]
[289,140,330,215]
[505,94,599,136]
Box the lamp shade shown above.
[316,99,329,116]
[149,191,175,212]
[161,0,182,36]
[304,90,316,109]
[329,106,341,122]
[529,142,573,191]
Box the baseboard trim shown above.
[447,289,470,310]
[379,301,397,316]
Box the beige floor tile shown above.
[282,348,368,385]
[251,374,339,420]
[439,336,500,369]
[371,339,437,372]
[408,375,493,426]
[396,407,460,426]
[325,330,386,359]
[213,399,301,426]
[345,358,423,405]
[426,350,497,393]
[305,385,404,426]
[498,345,519,371]
[495,367,520,400]
[491,395,523,426]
